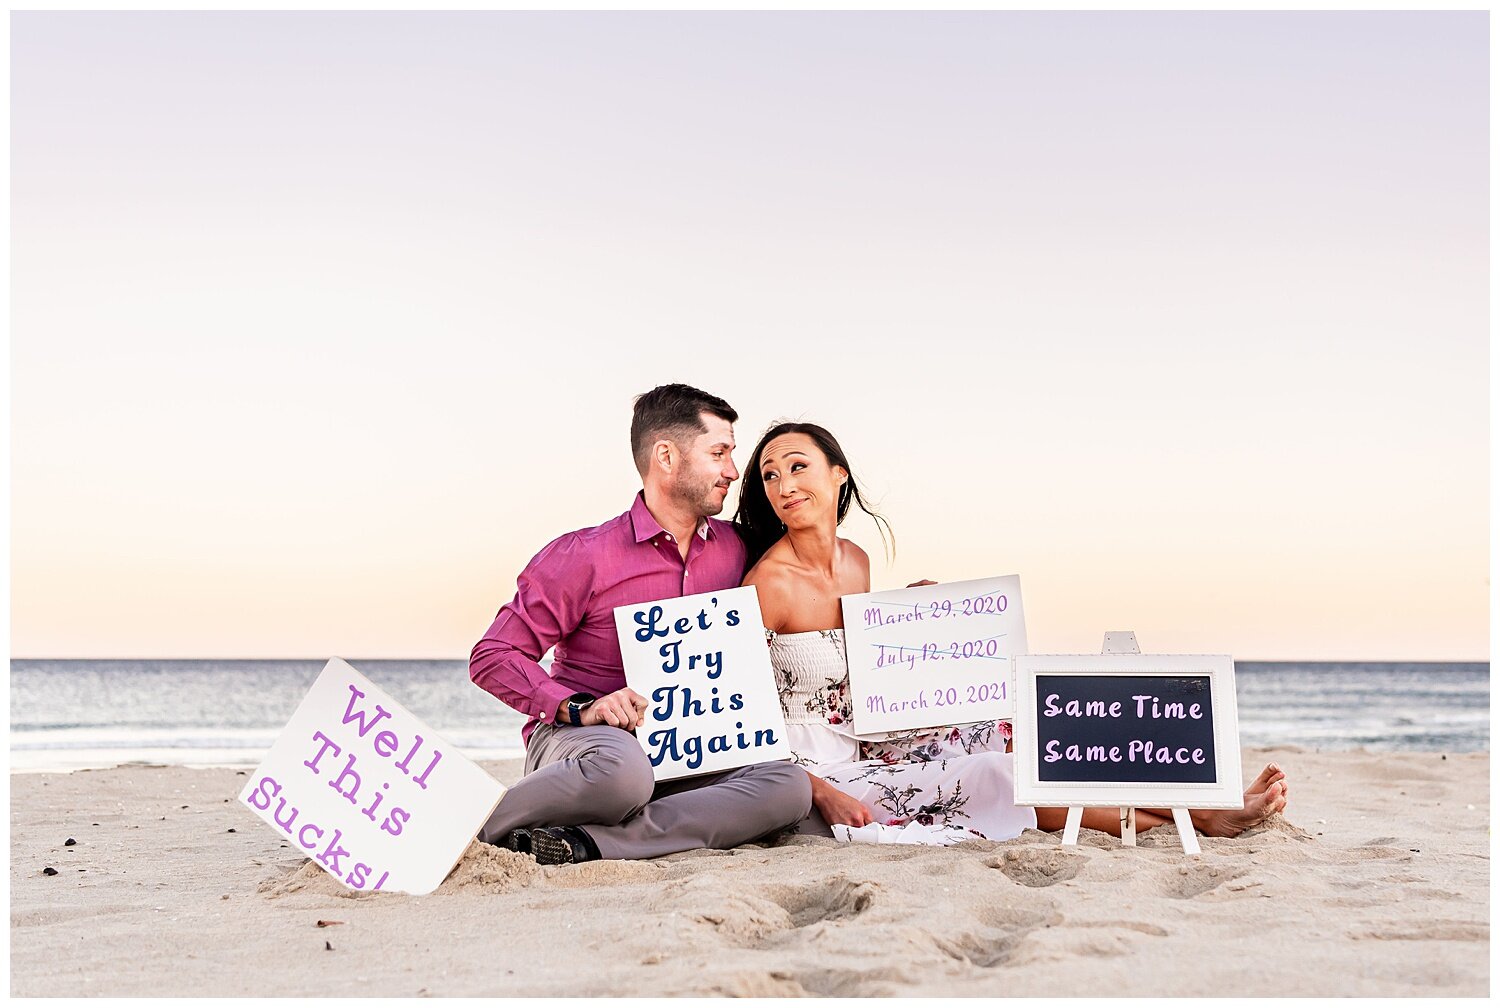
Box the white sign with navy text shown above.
[614,585,791,781]
[238,658,506,895]
[840,575,1027,735]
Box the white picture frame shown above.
[1012,654,1243,810]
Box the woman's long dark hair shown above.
[733,421,893,575]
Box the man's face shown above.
[669,412,739,518]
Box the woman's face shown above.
[757,432,847,531]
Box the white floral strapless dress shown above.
[767,628,1036,843]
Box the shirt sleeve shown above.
[469,533,594,725]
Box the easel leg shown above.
[1171,807,1201,855]
[1061,806,1083,846]
[1120,807,1136,847]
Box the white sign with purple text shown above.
[238,658,506,896]
[614,585,791,782]
[840,575,1027,735]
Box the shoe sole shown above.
[529,831,577,865]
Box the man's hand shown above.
[809,772,875,828]
[906,579,938,588]
[580,688,649,731]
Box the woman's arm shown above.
[807,769,875,828]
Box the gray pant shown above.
[478,723,813,860]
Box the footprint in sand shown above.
[936,905,1062,968]
[645,874,878,945]
[766,875,879,928]
[985,848,1085,888]
[1164,861,1246,899]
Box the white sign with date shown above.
[840,575,1027,736]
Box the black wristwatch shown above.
[562,693,596,727]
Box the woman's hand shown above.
[809,771,875,828]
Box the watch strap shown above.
[564,692,596,726]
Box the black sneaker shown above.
[528,826,597,866]
[498,829,533,855]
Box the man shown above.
[470,384,812,864]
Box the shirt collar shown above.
[628,491,714,543]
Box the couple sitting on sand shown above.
[470,384,1289,865]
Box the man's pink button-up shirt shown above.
[470,493,749,744]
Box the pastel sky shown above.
[10,12,1489,660]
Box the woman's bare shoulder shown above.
[840,538,871,590]
[742,545,801,628]
[742,541,794,588]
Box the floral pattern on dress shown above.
[822,759,985,834]
[767,629,854,726]
[767,627,1034,841]
[860,720,1012,764]
[786,749,820,769]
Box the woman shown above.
[736,421,1034,842]
[736,421,1290,843]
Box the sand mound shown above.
[437,841,542,893]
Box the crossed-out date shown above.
[922,592,1008,620]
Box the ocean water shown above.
[7,659,1489,773]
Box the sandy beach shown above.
[9,746,1488,997]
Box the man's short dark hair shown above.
[630,384,738,475]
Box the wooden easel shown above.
[1057,632,1202,855]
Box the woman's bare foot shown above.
[1246,762,1287,796]
[1196,764,1290,837]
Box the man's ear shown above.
[653,439,676,474]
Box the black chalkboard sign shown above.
[1035,674,1217,784]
